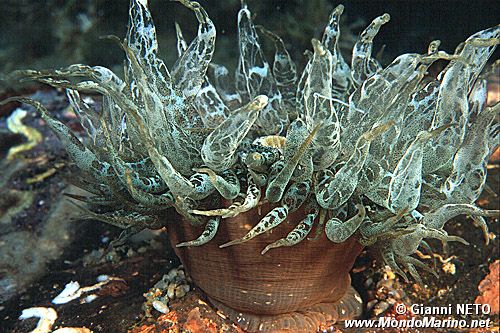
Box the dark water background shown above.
[0,0,498,75]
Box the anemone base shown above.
[209,286,362,333]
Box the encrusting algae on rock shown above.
[2,0,499,332]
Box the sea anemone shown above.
[3,0,499,332]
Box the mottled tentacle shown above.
[381,246,408,282]
[194,168,240,200]
[245,149,281,173]
[423,26,499,174]
[220,181,310,248]
[210,63,241,104]
[194,79,229,128]
[325,203,366,243]
[310,93,341,169]
[66,89,100,146]
[301,39,334,121]
[321,4,353,99]
[126,0,171,101]
[359,208,408,246]
[316,122,392,209]
[176,218,220,247]
[221,173,262,218]
[257,26,298,120]
[387,125,451,213]
[236,5,287,134]
[261,202,319,254]
[442,103,498,202]
[124,170,174,208]
[100,116,168,195]
[422,203,499,240]
[70,200,161,230]
[266,123,320,203]
[174,22,189,56]
[220,206,288,248]
[120,36,204,178]
[201,95,268,171]
[351,13,390,85]
[171,0,216,98]
[174,22,228,128]
[190,172,261,218]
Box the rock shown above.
[183,307,217,333]
[475,260,500,315]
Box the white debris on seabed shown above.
[143,266,191,316]
[82,294,98,304]
[18,275,119,332]
[19,307,91,333]
[19,307,57,333]
[52,329,92,333]
[96,274,110,282]
[52,281,81,305]
[52,275,124,304]
[152,300,170,314]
